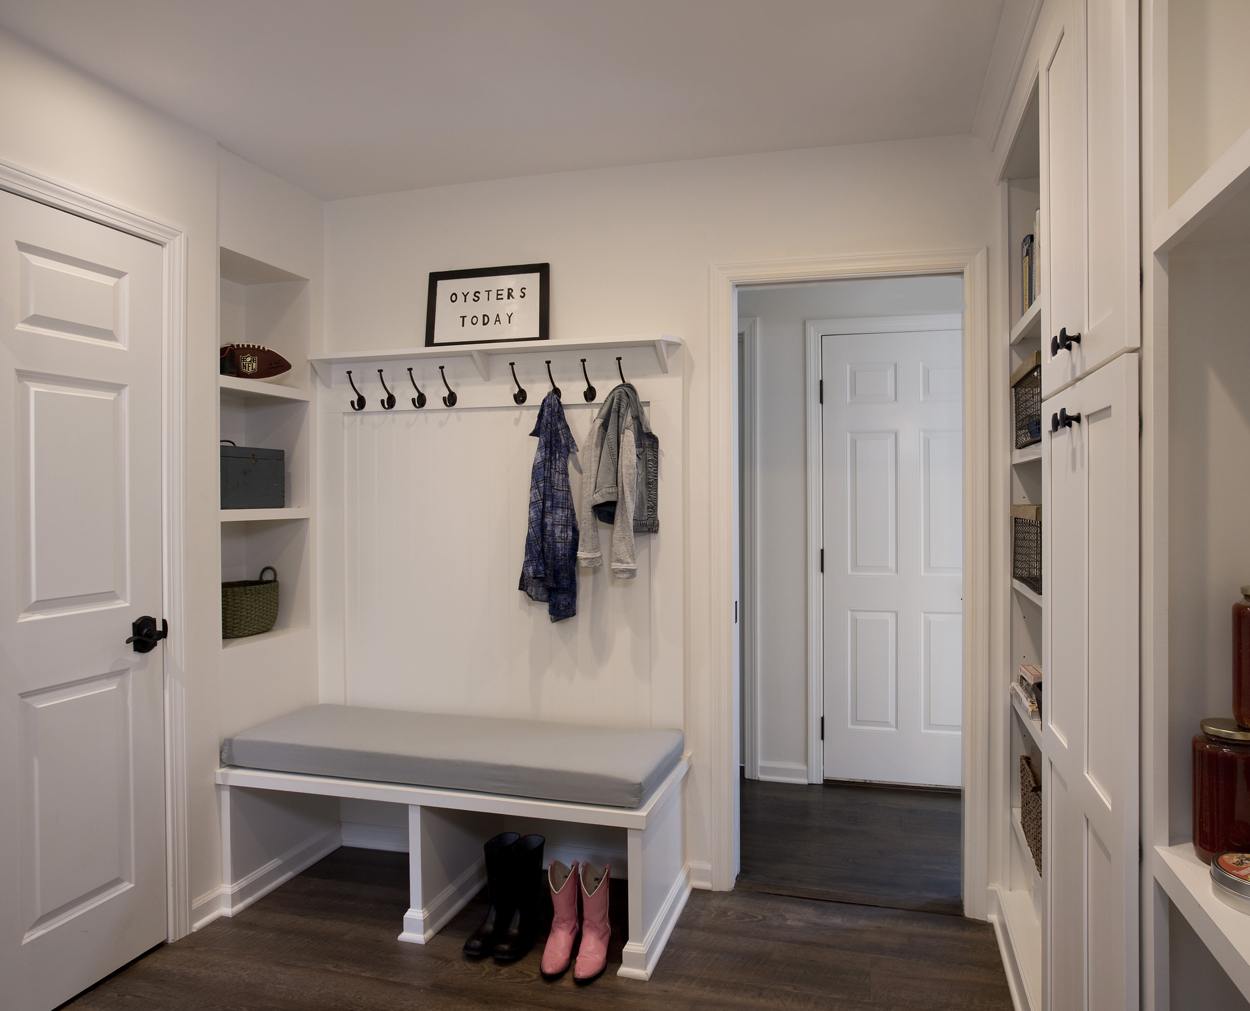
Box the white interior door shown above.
[820,316,963,787]
[1042,353,1139,1010]
[0,190,167,1010]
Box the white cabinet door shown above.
[821,319,963,788]
[1041,353,1139,1011]
[0,191,167,1010]
[1043,0,1140,397]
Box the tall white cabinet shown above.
[993,0,1142,1007]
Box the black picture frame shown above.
[424,262,550,347]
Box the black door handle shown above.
[126,615,168,653]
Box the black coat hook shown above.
[616,356,626,384]
[546,360,561,399]
[509,362,527,405]
[407,367,426,409]
[439,365,457,407]
[580,358,597,402]
[377,369,396,410]
[346,369,366,411]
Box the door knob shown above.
[126,615,168,654]
[1059,407,1081,428]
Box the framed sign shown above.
[425,262,549,347]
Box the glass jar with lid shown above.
[1194,718,1250,863]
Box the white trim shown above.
[223,828,340,926]
[399,860,487,945]
[617,864,692,981]
[339,821,408,852]
[803,311,963,790]
[707,249,991,922]
[217,756,689,831]
[687,860,712,890]
[757,760,810,785]
[804,332,824,784]
[0,159,191,941]
[737,316,761,781]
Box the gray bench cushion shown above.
[220,704,684,809]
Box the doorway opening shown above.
[736,274,965,917]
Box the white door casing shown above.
[819,315,963,788]
[0,190,168,1011]
[1041,352,1139,1010]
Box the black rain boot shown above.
[492,834,545,963]
[463,831,521,958]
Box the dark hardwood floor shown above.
[67,844,1008,1010]
[738,777,963,916]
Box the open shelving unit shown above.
[991,73,1044,1011]
[1144,0,1250,1005]
[218,247,315,650]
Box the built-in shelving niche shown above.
[218,247,314,651]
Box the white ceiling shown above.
[0,0,1009,200]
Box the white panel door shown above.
[1042,353,1139,1011]
[821,319,962,787]
[0,191,167,1010]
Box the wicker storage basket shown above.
[1019,754,1043,875]
[1012,505,1042,594]
[222,566,279,639]
[1011,354,1042,449]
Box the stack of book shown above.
[1020,209,1041,315]
[1014,662,1044,720]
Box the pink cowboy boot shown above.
[540,860,579,979]
[574,863,611,984]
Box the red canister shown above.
[1235,587,1250,728]
[1194,718,1250,863]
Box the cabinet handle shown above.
[1050,408,1082,432]
[1050,327,1083,357]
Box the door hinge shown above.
[819,548,824,573]
[818,378,824,404]
[820,716,825,741]
[734,600,739,624]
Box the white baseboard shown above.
[193,827,341,931]
[757,760,810,785]
[398,859,486,944]
[687,859,712,890]
[618,863,692,980]
[987,887,1030,1011]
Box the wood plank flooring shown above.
[67,844,1009,1009]
[738,778,963,916]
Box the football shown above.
[219,343,292,380]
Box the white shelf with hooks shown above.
[309,335,683,382]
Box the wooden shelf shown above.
[309,335,683,382]
[220,507,310,523]
[219,375,311,404]
[1154,843,1250,1004]
[221,624,309,652]
[1012,444,1042,465]
[1013,580,1044,608]
[995,886,1042,1011]
[1154,125,1250,254]
[1010,300,1042,346]
[1011,689,1045,753]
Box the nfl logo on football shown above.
[240,353,258,375]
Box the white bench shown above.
[214,705,690,981]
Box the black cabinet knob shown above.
[1050,327,1083,357]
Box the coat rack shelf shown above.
[309,335,683,382]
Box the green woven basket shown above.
[222,566,279,639]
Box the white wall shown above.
[324,138,995,877]
[738,276,964,779]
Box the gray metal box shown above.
[221,443,285,509]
